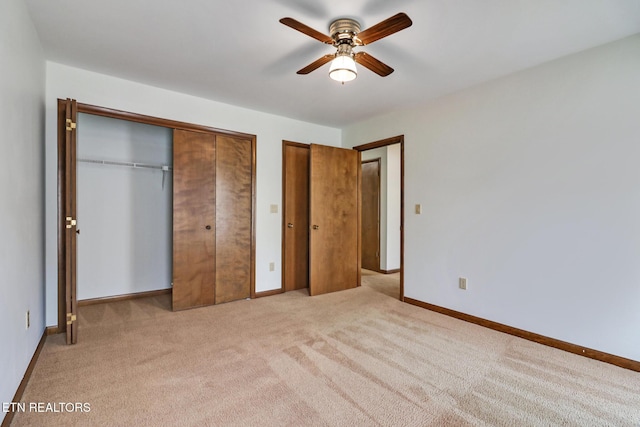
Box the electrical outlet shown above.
[459,277,467,290]
[26,310,30,329]
[269,262,275,272]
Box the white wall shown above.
[45,62,341,325]
[0,0,45,414]
[343,34,640,361]
[76,114,172,300]
[386,144,401,270]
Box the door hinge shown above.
[66,217,77,229]
[66,118,77,131]
[66,313,77,325]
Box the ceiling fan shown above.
[279,12,412,83]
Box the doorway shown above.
[354,136,404,300]
[281,137,403,300]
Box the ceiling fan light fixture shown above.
[329,54,357,83]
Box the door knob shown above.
[312,225,319,230]
[287,223,294,228]
[205,225,211,230]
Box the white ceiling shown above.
[25,0,640,128]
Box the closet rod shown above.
[78,158,172,171]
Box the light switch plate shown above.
[415,204,422,214]
[270,204,278,214]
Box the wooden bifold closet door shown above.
[63,98,78,344]
[172,129,253,311]
[214,135,253,304]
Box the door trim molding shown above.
[74,102,256,138]
[56,99,257,332]
[353,135,404,301]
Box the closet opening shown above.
[75,113,173,308]
[57,100,256,343]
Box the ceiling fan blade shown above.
[354,52,394,76]
[297,54,335,74]
[355,13,412,45]
[280,17,333,44]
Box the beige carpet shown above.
[12,272,640,426]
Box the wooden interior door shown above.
[172,129,216,311]
[309,144,361,296]
[283,142,310,291]
[361,159,381,271]
[215,135,253,303]
[64,98,78,344]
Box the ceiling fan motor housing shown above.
[329,19,361,46]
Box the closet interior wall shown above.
[76,113,173,300]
